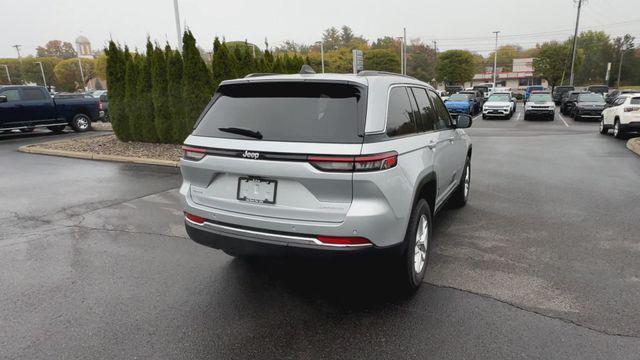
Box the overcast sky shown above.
[1,0,638,58]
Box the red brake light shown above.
[308,151,397,172]
[316,235,371,245]
[185,212,205,224]
[624,107,639,112]
[182,146,206,161]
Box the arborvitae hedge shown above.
[106,31,308,144]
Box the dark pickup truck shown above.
[0,85,103,133]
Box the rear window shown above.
[194,82,366,143]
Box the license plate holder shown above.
[237,177,277,204]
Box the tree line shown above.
[105,31,308,144]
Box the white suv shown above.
[180,71,473,290]
[600,94,640,138]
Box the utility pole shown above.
[316,41,325,73]
[616,46,625,88]
[34,61,47,88]
[569,0,583,86]
[492,31,500,89]
[173,0,183,50]
[0,65,10,84]
[12,45,22,62]
[78,58,86,90]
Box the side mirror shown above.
[453,114,472,129]
[0,95,6,103]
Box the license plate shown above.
[237,178,277,204]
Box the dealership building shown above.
[464,58,549,91]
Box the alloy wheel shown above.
[413,215,429,274]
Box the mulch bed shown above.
[38,134,183,162]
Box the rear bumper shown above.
[185,220,402,257]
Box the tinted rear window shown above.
[194,82,366,143]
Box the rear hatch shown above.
[181,81,367,223]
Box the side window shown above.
[569,94,578,101]
[427,90,451,130]
[0,89,20,102]
[630,98,640,105]
[411,87,436,132]
[21,89,47,101]
[386,87,418,137]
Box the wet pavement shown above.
[1,114,640,359]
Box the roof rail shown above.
[357,71,417,80]
[244,73,279,78]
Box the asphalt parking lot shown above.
[1,107,640,359]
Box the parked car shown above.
[482,93,515,119]
[445,85,464,95]
[571,92,606,121]
[474,83,494,100]
[552,85,575,105]
[605,89,638,104]
[0,85,103,133]
[524,92,555,121]
[459,90,483,113]
[524,85,545,103]
[600,93,640,138]
[180,72,473,291]
[445,93,476,115]
[560,91,583,115]
[587,85,609,95]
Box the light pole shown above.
[77,58,86,90]
[396,37,404,75]
[316,41,325,73]
[569,0,583,86]
[617,46,626,88]
[173,0,183,50]
[12,44,22,63]
[403,27,407,75]
[0,65,10,84]
[492,31,500,89]
[34,62,47,88]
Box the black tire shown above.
[524,113,529,121]
[450,157,471,208]
[399,199,432,292]
[599,118,608,135]
[48,125,66,134]
[19,127,35,133]
[71,114,91,132]
[613,119,625,139]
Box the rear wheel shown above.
[71,114,91,132]
[399,199,432,292]
[48,125,66,134]
[450,157,471,208]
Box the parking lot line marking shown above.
[557,112,570,127]
[516,107,522,121]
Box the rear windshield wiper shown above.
[218,127,263,140]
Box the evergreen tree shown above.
[211,38,239,89]
[138,41,158,142]
[263,49,274,72]
[182,30,213,135]
[166,46,185,143]
[105,41,129,141]
[124,51,140,140]
[151,44,171,142]
[240,41,256,75]
[271,56,285,73]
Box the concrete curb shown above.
[627,138,640,158]
[18,140,179,168]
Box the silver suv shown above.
[180,72,473,290]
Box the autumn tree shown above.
[36,40,77,59]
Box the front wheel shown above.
[71,114,91,132]
[399,199,432,292]
[613,120,625,139]
[599,118,608,135]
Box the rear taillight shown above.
[185,212,205,224]
[182,146,206,161]
[308,151,397,172]
[624,107,640,112]
[316,235,371,245]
